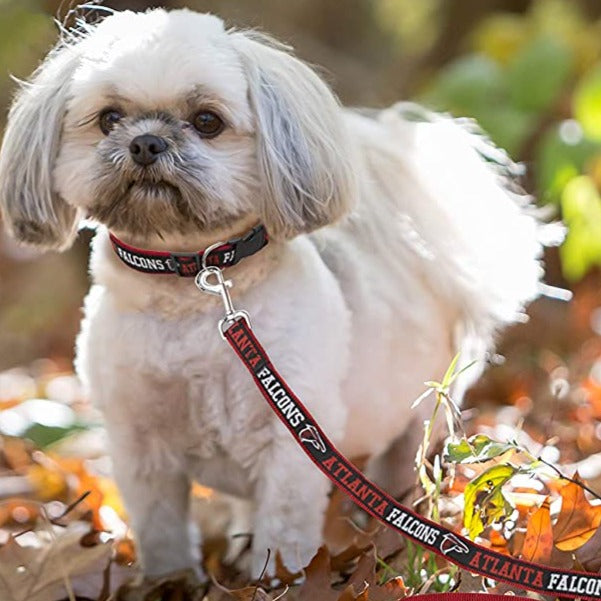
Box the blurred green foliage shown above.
[421,0,601,280]
[0,0,54,106]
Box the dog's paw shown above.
[116,568,206,601]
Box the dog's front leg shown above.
[251,432,330,578]
[108,434,200,578]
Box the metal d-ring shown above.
[201,240,225,270]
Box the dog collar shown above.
[109,223,269,277]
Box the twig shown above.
[12,490,93,540]
[252,549,271,601]
[537,456,601,501]
[97,557,113,601]
[272,585,290,600]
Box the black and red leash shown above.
[110,232,601,599]
[222,317,601,600]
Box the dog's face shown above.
[0,9,356,248]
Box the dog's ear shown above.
[0,43,82,250]
[230,32,357,240]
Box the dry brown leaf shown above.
[521,497,553,562]
[331,543,373,573]
[340,547,406,601]
[217,585,268,600]
[274,551,302,586]
[297,546,339,601]
[0,523,128,601]
[553,474,601,551]
[345,546,377,592]
[323,485,372,554]
[117,568,204,601]
[337,584,361,601]
[371,526,404,561]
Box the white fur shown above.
[0,9,544,579]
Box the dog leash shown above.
[195,264,601,601]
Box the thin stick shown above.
[537,456,601,501]
[251,549,271,601]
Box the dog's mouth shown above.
[127,179,180,196]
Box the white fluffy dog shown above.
[0,8,546,581]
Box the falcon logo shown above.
[440,533,470,556]
[299,425,326,453]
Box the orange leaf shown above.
[553,474,601,551]
[383,576,407,595]
[489,528,508,551]
[522,498,553,562]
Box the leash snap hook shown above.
[195,266,251,339]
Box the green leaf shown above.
[23,423,88,449]
[444,434,516,464]
[506,36,573,113]
[471,105,536,157]
[574,67,601,141]
[448,359,478,387]
[536,126,601,203]
[559,175,601,280]
[422,55,506,117]
[441,353,461,388]
[464,464,516,539]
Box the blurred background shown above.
[1,0,601,402]
[2,2,601,593]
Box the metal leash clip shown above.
[195,242,251,338]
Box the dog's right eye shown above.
[99,109,124,135]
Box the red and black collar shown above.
[109,223,268,277]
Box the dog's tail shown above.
[377,103,562,390]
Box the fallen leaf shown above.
[553,473,601,551]
[340,547,407,601]
[297,546,339,601]
[218,585,270,600]
[521,497,553,562]
[331,543,374,573]
[0,523,124,601]
[117,568,204,601]
[274,550,302,585]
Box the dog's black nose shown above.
[129,134,168,166]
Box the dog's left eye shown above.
[192,111,224,138]
[99,109,124,135]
